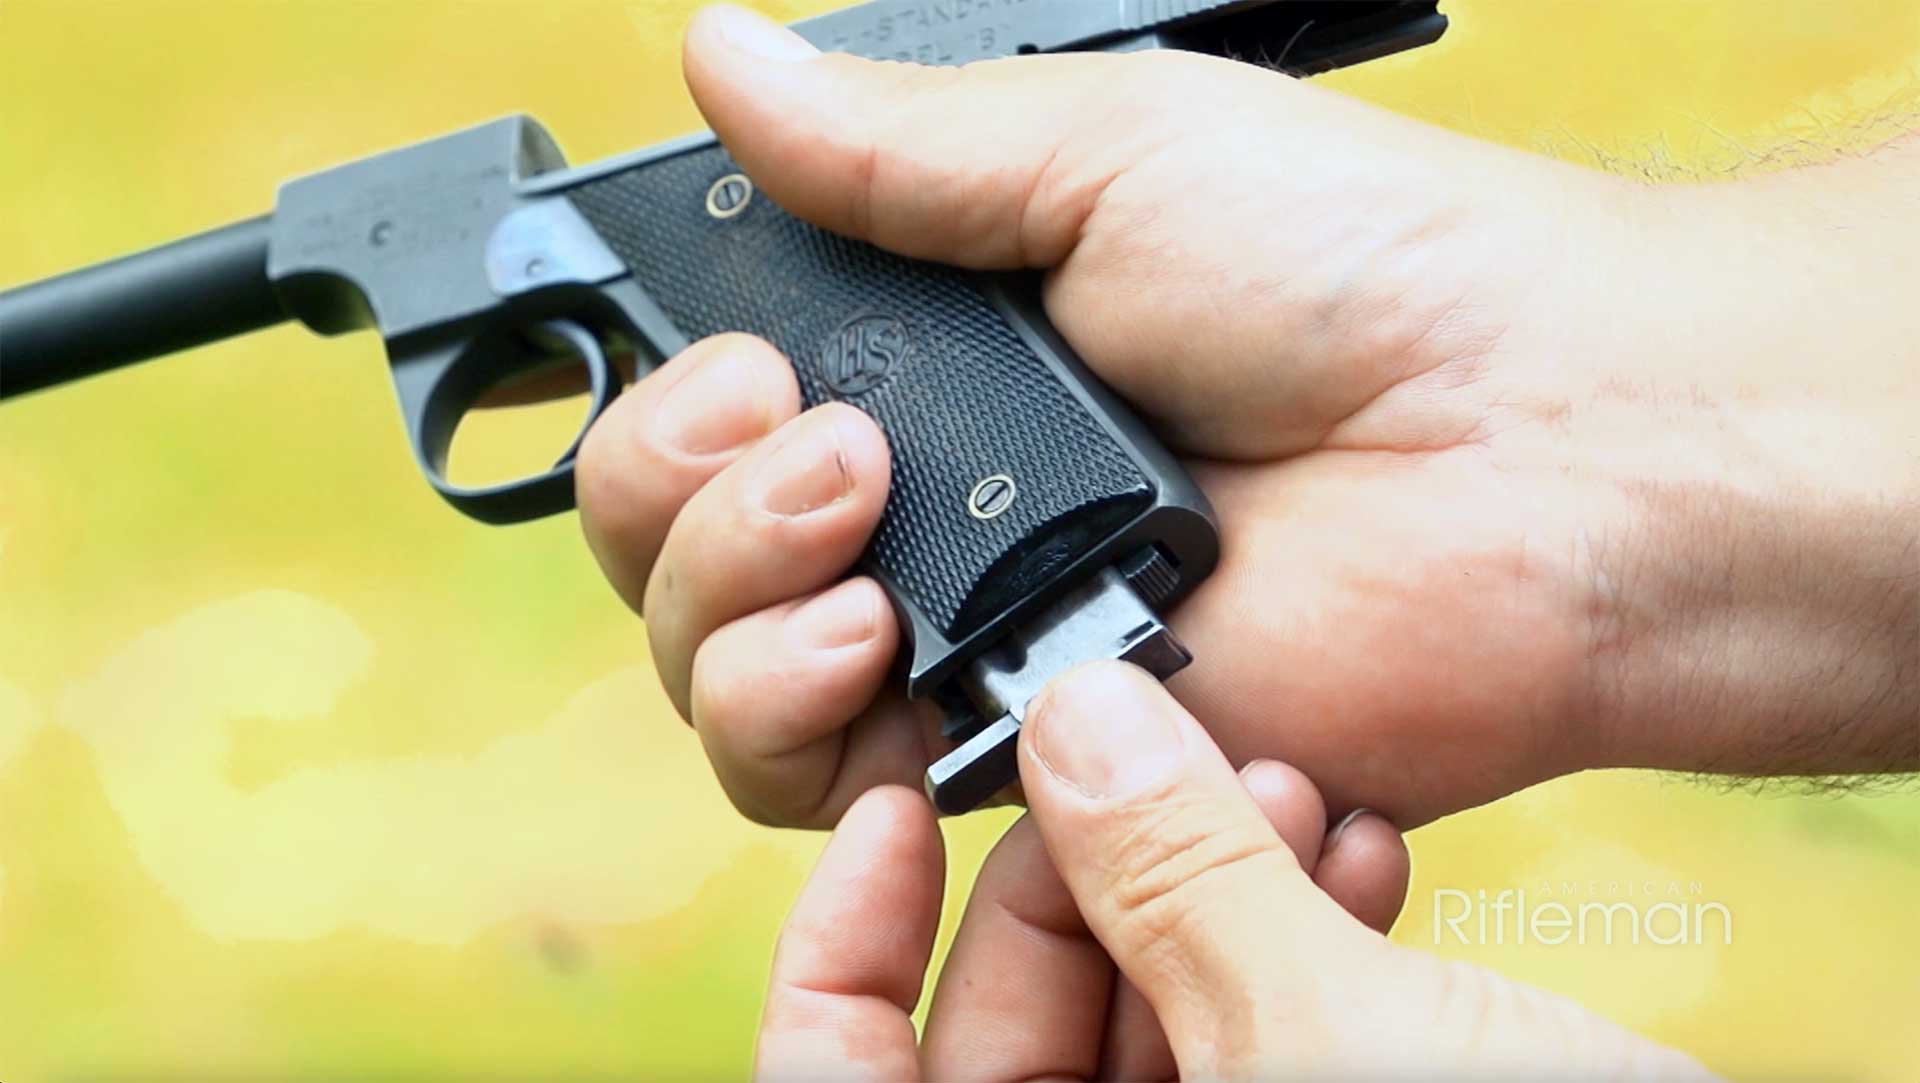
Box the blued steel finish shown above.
[0,0,1447,812]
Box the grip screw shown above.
[967,474,1017,520]
[705,174,755,219]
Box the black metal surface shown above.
[0,0,1450,798]
[1153,1,1447,74]
[791,1,1445,71]
[0,217,287,398]
[569,145,1156,638]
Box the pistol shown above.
[0,0,1445,813]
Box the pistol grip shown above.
[566,139,1218,782]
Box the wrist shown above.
[1580,438,1918,777]
[1564,175,1920,777]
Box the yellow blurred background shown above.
[1,1,1916,1079]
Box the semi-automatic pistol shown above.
[0,0,1447,812]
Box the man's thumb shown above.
[682,3,1222,269]
[1018,661,1366,1064]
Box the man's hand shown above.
[577,5,1920,828]
[754,660,1413,1082]
[753,662,1714,1080]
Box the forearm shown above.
[1584,460,1918,778]
[1570,135,1920,777]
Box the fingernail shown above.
[657,350,772,456]
[789,582,879,650]
[708,4,820,63]
[1325,808,1374,853]
[1028,662,1185,799]
[752,410,853,517]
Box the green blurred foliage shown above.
[0,1,1915,1079]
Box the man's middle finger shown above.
[577,332,801,611]
[644,401,892,716]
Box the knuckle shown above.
[725,785,789,828]
[686,636,737,732]
[694,708,796,828]
[644,623,693,722]
[637,541,685,630]
[699,662,817,761]
[870,60,967,154]
[703,332,802,402]
[687,637,839,829]
[575,413,612,488]
[856,63,997,248]
[719,759,830,829]
[1101,796,1292,960]
[712,772,789,827]
[577,394,689,542]
[575,407,640,513]
[1416,954,1660,1072]
[687,625,811,744]
[1424,957,1498,1053]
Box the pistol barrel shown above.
[0,216,288,399]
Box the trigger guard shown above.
[394,316,619,525]
[536,318,617,471]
